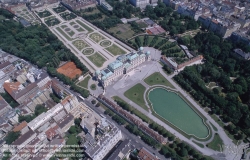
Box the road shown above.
[83,100,166,160]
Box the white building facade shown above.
[92,129,123,160]
[95,47,151,87]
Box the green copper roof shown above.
[108,60,123,70]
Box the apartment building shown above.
[129,0,149,8]
[198,15,241,38]
[81,110,123,160]
[28,103,63,131]
[0,95,12,117]
[12,129,36,151]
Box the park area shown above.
[144,72,175,88]
[45,17,60,26]
[148,87,209,138]
[105,44,126,56]
[37,10,51,18]
[53,6,66,13]
[130,35,185,57]
[60,12,77,21]
[12,6,40,25]
[57,62,82,79]
[87,52,106,67]
[206,133,223,151]
[82,48,94,55]
[107,24,135,40]
[89,32,105,43]
[100,40,112,47]
[75,20,93,33]
[78,76,91,88]
[72,40,89,51]
[124,83,148,111]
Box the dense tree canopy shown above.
[175,32,250,137]
[5,131,20,144]
[0,10,89,98]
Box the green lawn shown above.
[72,40,89,51]
[87,52,106,67]
[90,84,96,90]
[106,44,126,56]
[124,83,148,111]
[69,21,76,25]
[207,133,223,151]
[89,32,105,43]
[61,25,68,29]
[144,72,175,89]
[67,31,75,36]
[78,76,91,88]
[137,21,148,28]
[56,27,71,40]
[76,27,84,32]
[37,10,51,18]
[75,20,93,32]
[107,24,135,40]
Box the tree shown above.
[168,135,175,141]
[50,93,61,103]
[91,99,96,104]
[112,115,126,125]
[34,104,47,116]
[5,131,20,144]
[160,145,169,156]
[2,150,11,160]
[96,102,101,107]
[68,126,77,134]
[74,118,81,126]
[178,148,188,157]
[18,115,35,123]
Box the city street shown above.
[83,100,167,160]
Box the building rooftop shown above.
[0,95,11,111]
[4,81,38,101]
[107,139,131,160]
[138,147,158,160]
[13,121,27,132]
[57,113,74,129]
[12,129,36,146]
[127,52,139,61]
[234,48,250,59]
[0,61,11,70]
[116,55,127,62]
[144,19,155,26]
[101,1,113,11]
[108,60,123,70]
[101,68,113,79]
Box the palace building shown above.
[95,47,151,87]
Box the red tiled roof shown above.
[138,148,158,160]
[13,121,27,132]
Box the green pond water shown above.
[148,88,209,138]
